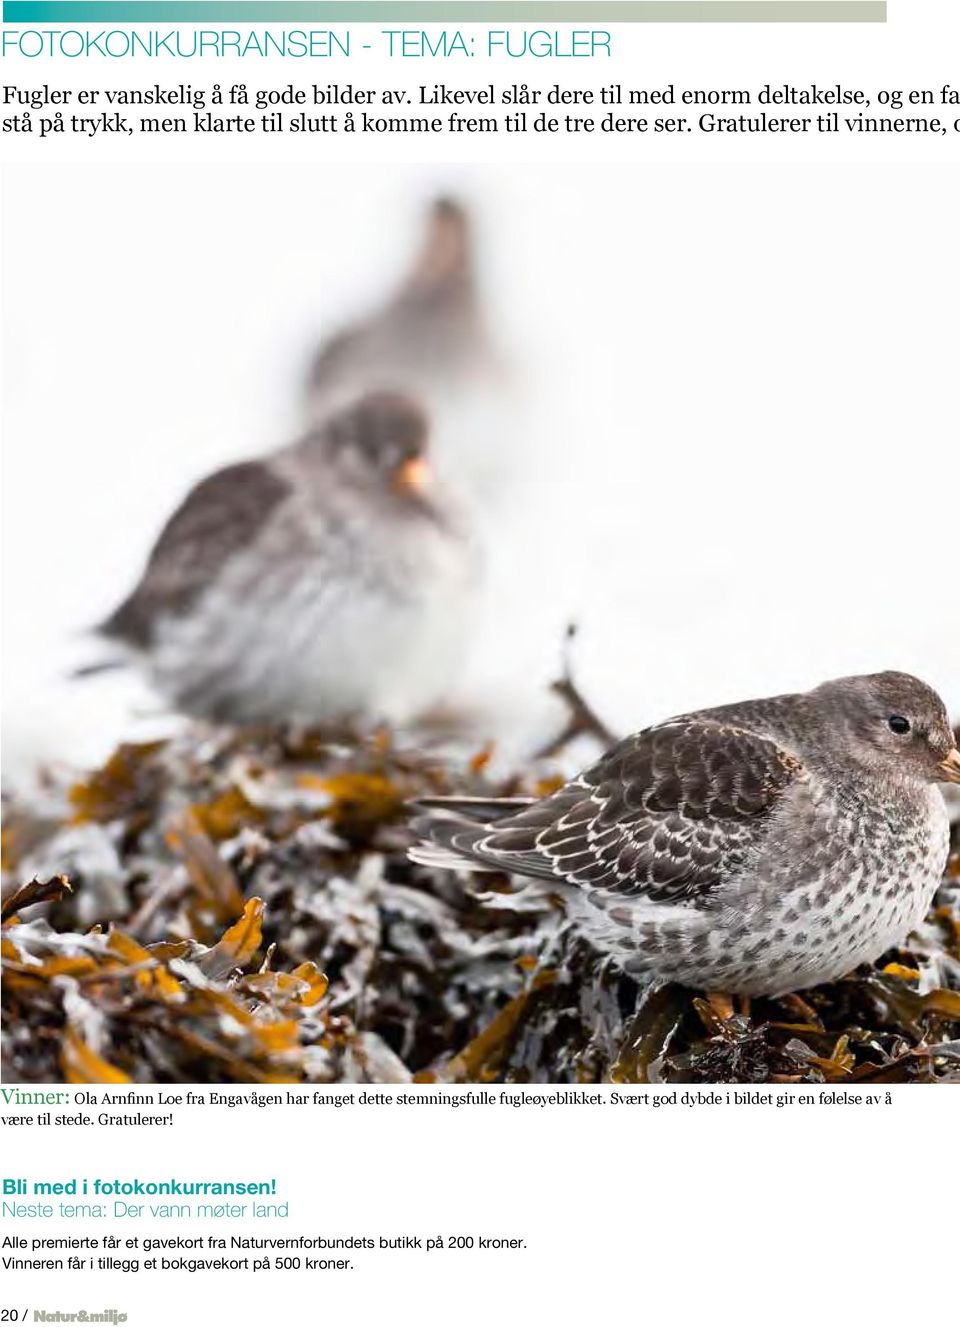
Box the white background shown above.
[2,4,960,776]
[1,4,959,1324]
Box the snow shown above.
[2,162,956,783]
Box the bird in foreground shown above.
[411,673,960,997]
[92,199,489,727]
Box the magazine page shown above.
[2,1,957,1323]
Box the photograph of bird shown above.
[97,389,476,727]
[88,198,492,729]
[5,171,957,1086]
[411,672,960,997]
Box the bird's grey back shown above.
[100,460,291,648]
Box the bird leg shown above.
[692,992,740,1037]
[705,991,737,1024]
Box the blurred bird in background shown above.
[305,196,494,419]
[87,198,498,730]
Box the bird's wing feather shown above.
[428,718,805,902]
[413,795,538,822]
[100,460,291,647]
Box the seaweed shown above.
[2,723,958,1084]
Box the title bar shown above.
[1,2,889,25]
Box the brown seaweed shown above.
[3,723,958,1084]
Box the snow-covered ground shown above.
[2,162,957,783]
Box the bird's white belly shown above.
[149,524,475,725]
[265,558,472,723]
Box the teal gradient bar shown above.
[0,2,889,24]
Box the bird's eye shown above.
[888,715,911,735]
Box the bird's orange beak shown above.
[938,748,960,784]
[394,454,430,495]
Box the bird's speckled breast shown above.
[581,777,950,997]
